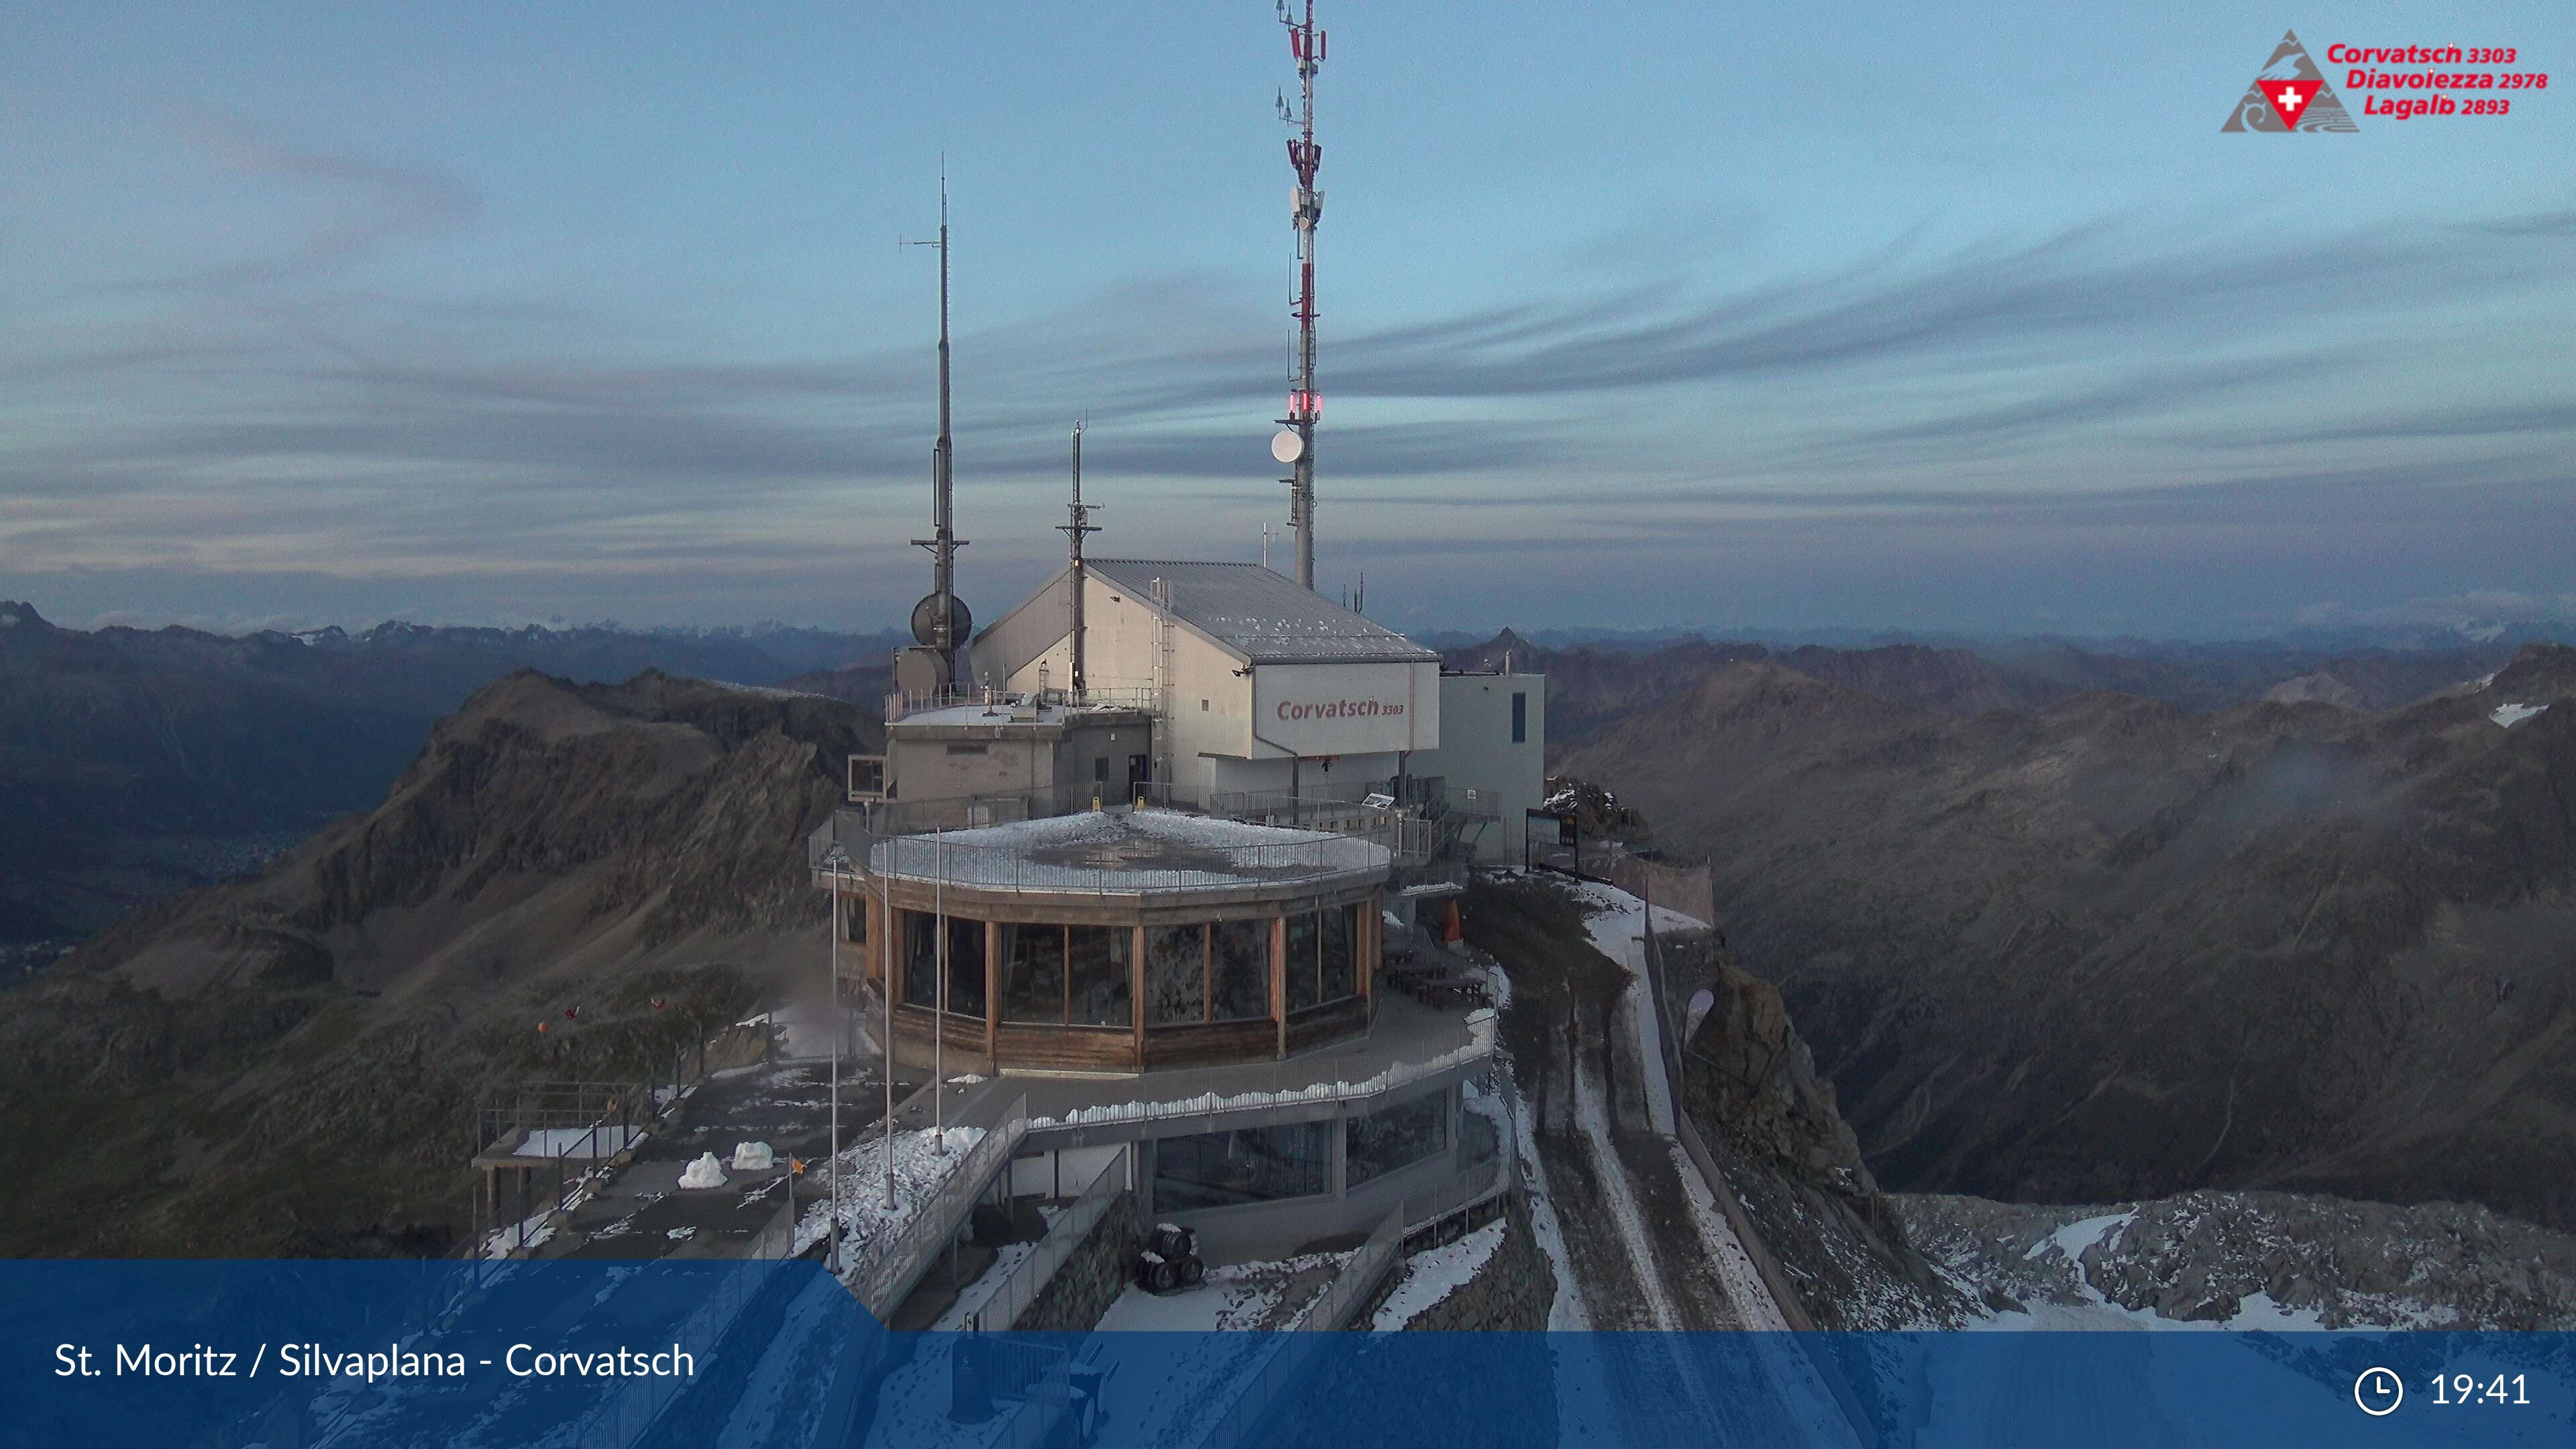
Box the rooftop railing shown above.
[882,684,1159,723]
[808,782,1428,894]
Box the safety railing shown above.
[808,806,1395,897]
[1192,1206,1405,1449]
[859,1094,1032,1319]
[883,684,1159,722]
[964,1148,1129,1332]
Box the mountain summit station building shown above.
[808,559,1544,1260]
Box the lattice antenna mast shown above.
[1057,419,1102,696]
[1276,0,1325,591]
[906,168,969,681]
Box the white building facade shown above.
[975,559,1442,806]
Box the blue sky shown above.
[3,1,2570,639]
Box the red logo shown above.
[2223,31,2358,132]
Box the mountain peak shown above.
[0,600,51,631]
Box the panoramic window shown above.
[1000,922,1065,1024]
[1144,923,1205,1024]
[1346,1091,1449,1187]
[944,914,986,1018]
[1283,910,1320,1012]
[902,910,939,1010]
[1320,901,1358,1002]
[1152,1121,1331,1210]
[1210,917,1270,1021]
[1067,924,1130,1026]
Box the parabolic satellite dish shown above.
[1271,429,1303,464]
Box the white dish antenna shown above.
[1271,429,1304,464]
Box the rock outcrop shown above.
[0,670,878,1256]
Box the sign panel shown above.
[1251,661,1436,757]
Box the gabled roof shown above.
[1083,559,1438,665]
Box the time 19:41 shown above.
[2430,1374,2530,1405]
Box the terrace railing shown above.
[1192,1206,1407,1449]
[963,1147,1130,1332]
[808,804,1396,898]
[857,1093,1032,1320]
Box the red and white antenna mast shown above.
[1273,0,1325,590]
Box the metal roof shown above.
[1083,559,1437,665]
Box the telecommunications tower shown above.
[1272,0,1326,590]
[896,172,971,697]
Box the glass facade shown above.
[1283,904,1362,1013]
[1152,1121,1332,1210]
[1000,922,1065,1024]
[903,912,987,1017]
[1144,924,1204,1025]
[1284,912,1320,1012]
[1346,1091,1450,1187]
[888,890,1372,1057]
[1210,918,1269,1021]
[902,910,940,1010]
[1068,925,1130,1026]
[1321,902,1358,1002]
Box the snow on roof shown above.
[1083,559,1438,665]
[867,806,1389,894]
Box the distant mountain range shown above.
[1413,617,2576,657]
[1440,627,2533,747]
[1559,641,2576,1232]
[0,600,900,944]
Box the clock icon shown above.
[2355,1366,2405,1417]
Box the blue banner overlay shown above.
[1,1262,2567,1448]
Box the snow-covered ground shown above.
[512,1125,647,1158]
[1025,1028,1495,1132]
[1558,877,1705,1134]
[1369,1220,1504,1328]
[792,1123,987,1265]
[2492,701,2552,728]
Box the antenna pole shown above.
[907,168,969,684]
[1278,0,1324,592]
[1058,420,1100,698]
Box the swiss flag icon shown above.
[2263,79,2322,128]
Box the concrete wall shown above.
[1410,672,1546,865]
[887,731,1056,802]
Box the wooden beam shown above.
[1130,924,1146,1071]
[1271,915,1288,1061]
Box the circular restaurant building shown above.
[825,807,1391,1076]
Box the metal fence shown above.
[858,1093,1032,1320]
[963,1147,1129,1332]
[808,804,1395,897]
[882,684,1159,722]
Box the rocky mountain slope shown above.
[1562,644,2576,1231]
[0,669,877,1256]
[0,600,895,945]
[1662,929,1964,1330]
[1902,1190,2576,1330]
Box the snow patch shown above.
[729,1141,774,1171]
[677,1153,729,1190]
[1370,1220,1505,1328]
[2491,702,2551,728]
[512,1126,645,1158]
